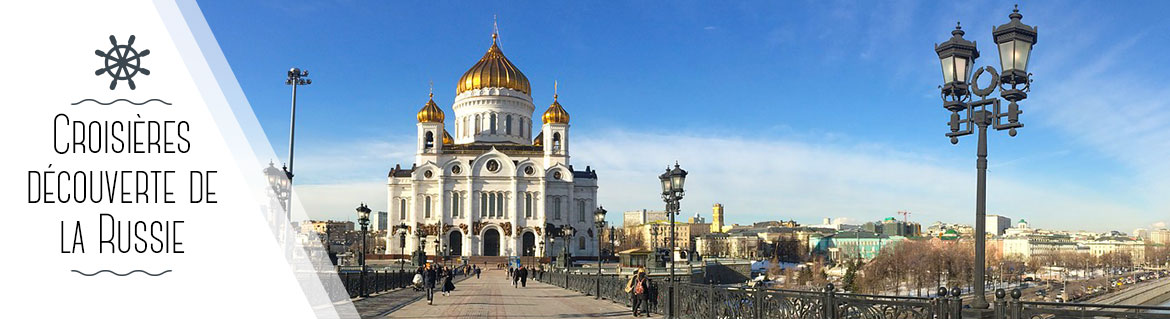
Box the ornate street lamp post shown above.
[263,162,290,219]
[413,228,428,267]
[659,162,687,319]
[561,226,575,269]
[594,206,608,299]
[397,223,407,272]
[356,203,371,297]
[935,5,1036,310]
[281,68,310,220]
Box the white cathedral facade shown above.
[386,33,600,259]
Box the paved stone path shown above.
[381,269,642,318]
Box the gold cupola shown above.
[456,33,531,96]
[416,93,445,123]
[541,93,570,124]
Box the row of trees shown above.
[845,240,1170,295]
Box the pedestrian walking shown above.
[626,268,651,317]
[423,264,438,305]
[441,266,456,296]
[475,266,481,279]
[512,267,520,288]
[519,266,528,287]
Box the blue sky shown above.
[199,1,1170,232]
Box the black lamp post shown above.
[659,162,687,319]
[594,206,608,299]
[282,68,310,220]
[263,162,290,217]
[414,228,428,267]
[935,5,1036,310]
[356,203,371,297]
[608,226,616,259]
[397,223,407,272]
[561,226,575,269]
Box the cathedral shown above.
[386,32,600,259]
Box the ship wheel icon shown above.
[94,35,151,90]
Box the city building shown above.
[386,32,600,258]
[807,217,861,231]
[371,211,389,231]
[626,220,711,254]
[300,220,354,235]
[696,232,761,259]
[711,203,725,233]
[1002,235,1083,260]
[686,211,706,224]
[808,231,906,263]
[987,214,1011,236]
[862,217,921,237]
[622,209,668,227]
[1150,229,1170,245]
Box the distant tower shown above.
[711,203,725,233]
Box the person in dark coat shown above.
[512,266,520,288]
[475,266,481,279]
[626,269,651,317]
[441,266,455,296]
[519,266,528,287]
[423,264,438,305]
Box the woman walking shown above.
[626,268,651,317]
[441,266,456,296]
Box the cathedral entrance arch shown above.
[522,232,536,256]
[448,231,462,256]
[483,229,500,256]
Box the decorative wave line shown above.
[71,98,172,105]
[71,269,172,276]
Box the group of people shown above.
[413,263,458,305]
[506,265,530,287]
[625,268,657,317]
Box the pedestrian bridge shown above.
[359,269,637,318]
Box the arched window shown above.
[578,236,586,251]
[497,193,505,218]
[519,117,524,137]
[506,115,513,135]
[480,193,488,217]
[489,193,496,217]
[524,193,532,218]
[552,132,562,151]
[424,196,432,218]
[424,131,434,149]
[490,114,497,134]
[578,201,586,222]
[450,192,460,218]
[553,197,562,220]
[475,114,481,134]
[399,199,407,219]
[464,117,470,137]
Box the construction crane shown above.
[897,210,911,223]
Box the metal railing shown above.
[537,271,1170,319]
[338,270,414,299]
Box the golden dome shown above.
[417,93,445,123]
[533,132,543,146]
[541,94,570,124]
[456,34,531,95]
[442,130,454,145]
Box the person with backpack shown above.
[625,268,651,317]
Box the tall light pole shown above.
[397,223,407,272]
[356,203,371,297]
[935,5,1036,309]
[562,226,575,269]
[594,206,608,299]
[659,162,688,319]
[282,68,310,220]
